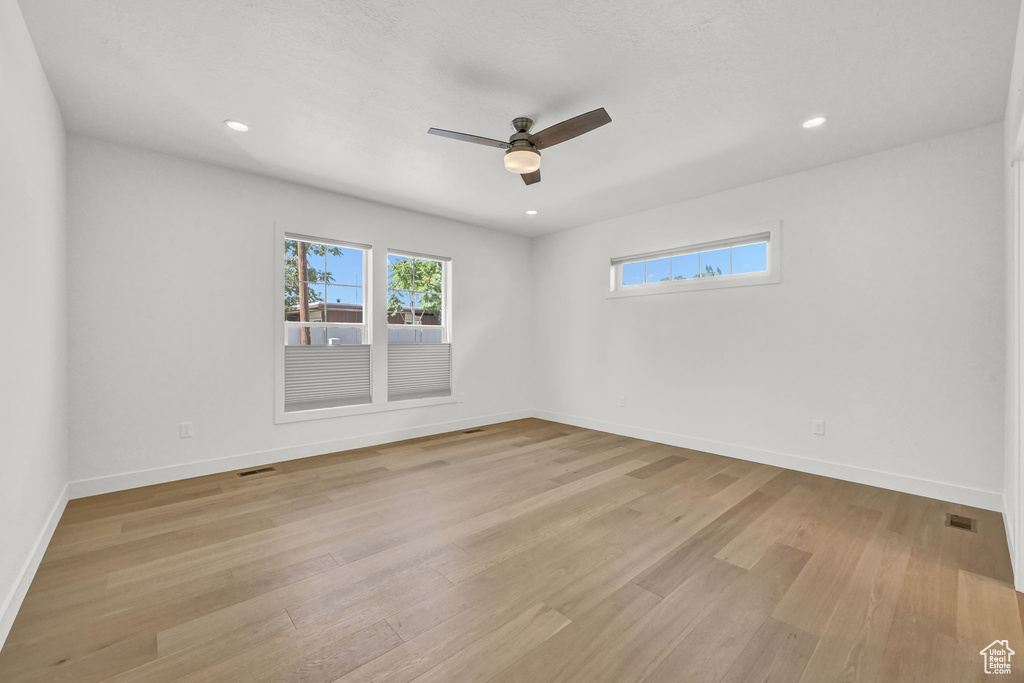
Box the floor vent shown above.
[237,466,277,477]
[945,513,977,532]
[463,428,485,434]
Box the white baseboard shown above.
[67,409,533,499]
[66,407,1004,511]
[0,483,69,650]
[534,410,1004,512]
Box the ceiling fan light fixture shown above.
[504,147,541,174]
[427,107,610,186]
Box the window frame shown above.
[608,222,781,298]
[275,227,457,424]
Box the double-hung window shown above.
[387,252,452,401]
[277,233,455,421]
[282,236,371,411]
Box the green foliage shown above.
[388,258,443,323]
[284,240,344,310]
[664,265,721,281]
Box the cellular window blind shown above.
[387,343,451,401]
[284,344,371,411]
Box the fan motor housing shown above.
[505,116,540,173]
[506,117,539,160]
[511,117,535,133]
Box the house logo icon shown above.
[980,640,1015,675]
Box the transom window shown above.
[610,226,780,296]
[620,239,767,286]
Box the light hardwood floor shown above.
[1,418,1021,682]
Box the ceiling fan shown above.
[427,107,612,186]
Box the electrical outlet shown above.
[179,422,194,438]
[458,393,465,404]
[812,419,825,436]
[619,396,627,407]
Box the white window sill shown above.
[607,270,780,298]
[275,394,456,424]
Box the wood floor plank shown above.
[386,505,644,642]
[625,455,688,480]
[720,617,818,683]
[11,632,157,683]
[770,504,883,636]
[715,476,839,569]
[954,570,1024,682]
[0,418,1018,682]
[797,528,911,682]
[626,459,737,515]
[155,543,466,655]
[633,471,800,598]
[408,601,570,683]
[488,582,662,683]
[955,506,1016,584]
[177,618,400,683]
[335,596,559,683]
[104,510,387,590]
[269,621,402,683]
[286,569,453,630]
[561,559,748,683]
[108,611,296,682]
[641,543,811,683]
[876,498,963,683]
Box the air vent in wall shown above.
[463,429,485,434]
[237,467,277,477]
[945,513,977,532]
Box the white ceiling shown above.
[19,0,1021,237]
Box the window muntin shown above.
[617,237,769,289]
[285,326,364,346]
[387,253,447,342]
[284,239,366,344]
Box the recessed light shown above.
[802,116,828,129]
[224,119,251,132]
[526,210,538,215]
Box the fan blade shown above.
[521,169,541,185]
[427,128,510,149]
[528,108,611,150]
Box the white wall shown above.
[66,136,534,490]
[533,124,1005,509]
[1003,2,1024,590]
[0,0,68,645]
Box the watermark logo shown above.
[980,640,1015,675]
